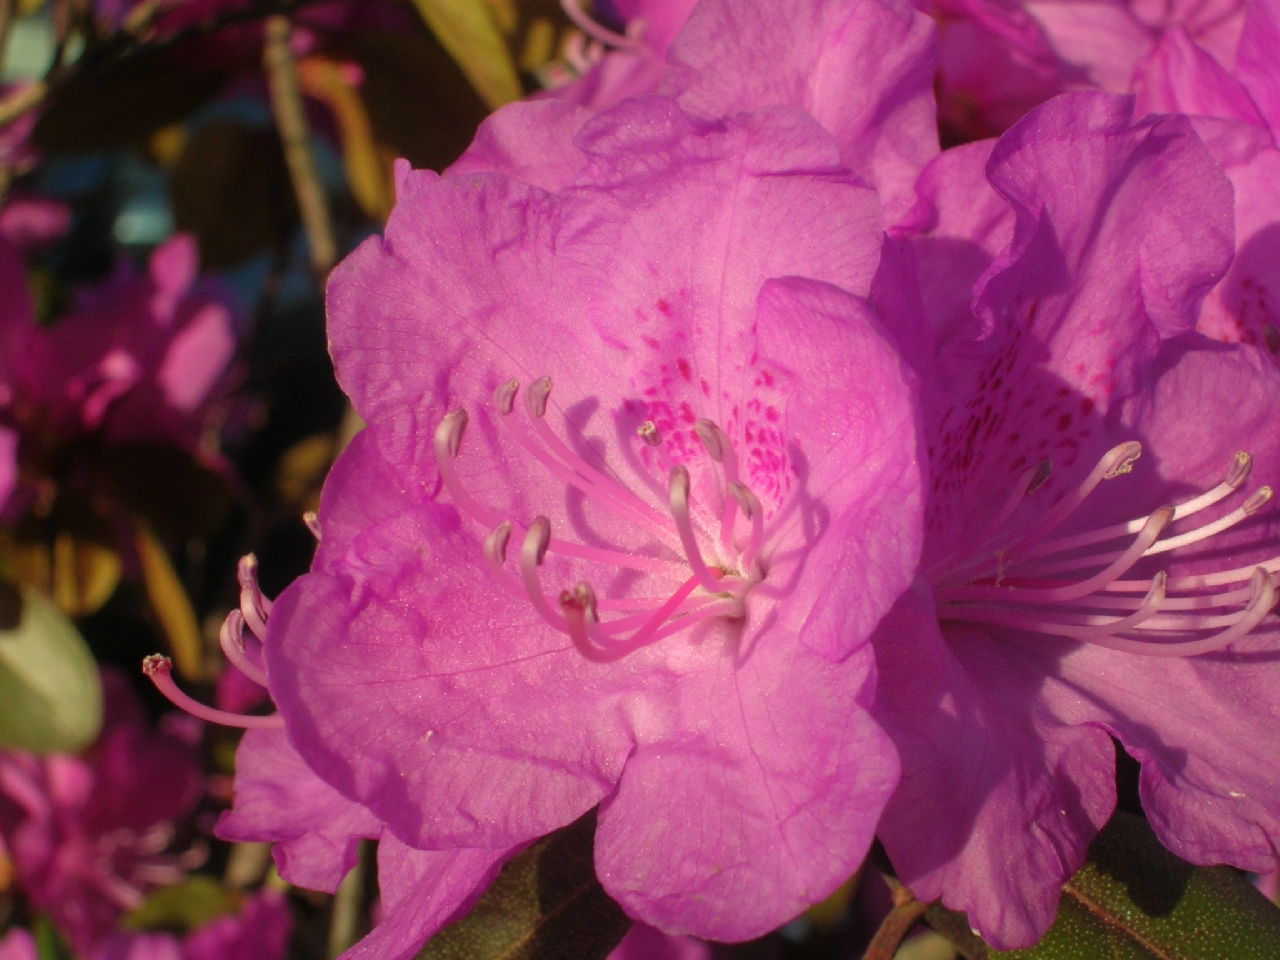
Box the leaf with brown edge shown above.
[417,809,631,960]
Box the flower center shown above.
[434,375,765,662]
[930,443,1279,656]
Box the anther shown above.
[669,466,725,593]
[728,481,764,572]
[637,421,661,446]
[302,511,321,539]
[1245,486,1273,515]
[1104,441,1143,478]
[435,409,468,458]
[695,420,726,462]
[520,517,565,630]
[1227,451,1253,489]
[527,377,553,418]
[1027,459,1053,493]
[485,521,512,566]
[494,378,519,415]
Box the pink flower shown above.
[0,670,204,956]
[879,91,1280,948]
[259,80,922,941]
[145,557,513,960]
[0,890,291,960]
[0,227,236,520]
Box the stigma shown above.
[932,445,1279,656]
[434,376,764,662]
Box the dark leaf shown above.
[333,30,489,172]
[170,120,297,267]
[105,444,232,541]
[418,809,631,960]
[928,812,1280,960]
[34,46,230,151]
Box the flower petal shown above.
[597,629,897,940]
[215,728,382,893]
[338,837,509,960]
[662,0,939,222]
[446,99,592,192]
[872,586,1115,950]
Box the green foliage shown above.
[418,810,632,960]
[124,875,240,933]
[927,813,1280,960]
[0,584,103,753]
[33,916,75,960]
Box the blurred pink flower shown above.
[0,226,237,519]
[0,670,204,956]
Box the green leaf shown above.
[0,583,103,753]
[124,875,239,932]
[929,812,1280,960]
[33,916,74,960]
[418,809,631,960]
[406,0,523,110]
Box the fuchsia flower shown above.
[146,556,519,960]
[0,889,290,960]
[0,227,236,520]
[244,74,925,944]
[0,671,204,956]
[879,90,1280,948]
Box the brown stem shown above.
[864,882,929,960]
[0,0,17,74]
[263,14,336,275]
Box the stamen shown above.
[946,572,1167,640]
[238,554,272,641]
[303,511,321,539]
[494,378,519,415]
[142,655,283,729]
[697,419,741,550]
[218,610,268,687]
[520,518,567,631]
[1094,569,1276,657]
[986,458,1052,538]
[669,466,727,593]
[483,521,526,600]
[558,0,644,51]
[999,441,1143,563]
[1025,454,1260,562]
[560,581,615,661]
[728,481,764,572]
[940,506,1174,604]
[521,378,670,530]
[499,389,668,537]
[1143,486,1272,556]
[434,410,500,528]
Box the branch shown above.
[263,13,336,275]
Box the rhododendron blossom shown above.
[249,85,924,942]
[877,91,1280,948]
[146,556,512,960]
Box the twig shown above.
[0,0,17,75]
[864,879,929,960]
[263,14,336,275]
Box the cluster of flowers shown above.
[123,0,1277,957]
